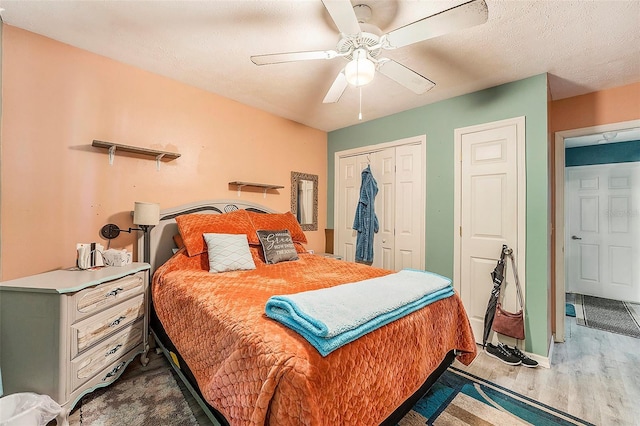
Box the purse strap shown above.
[505,249,524,311]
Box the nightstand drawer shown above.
[71,320,144,392]
[72,272,145,322]
[70,348,140,399]
[71,293,144,357]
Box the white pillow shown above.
[203,233,256,273]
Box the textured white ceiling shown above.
[1,0,639,131]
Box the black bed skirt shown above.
[150,309,231,426]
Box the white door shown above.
[394,144,424,270]
[454,117,526,345]
[371,148,396,269]
[566,163,640,303]
[336,154,369,262]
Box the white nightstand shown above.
[0,263,150,426]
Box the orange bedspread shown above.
[152,249,477,425]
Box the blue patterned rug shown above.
[399,367,593,425]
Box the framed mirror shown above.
[291,171,318,231]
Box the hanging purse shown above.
[492,250,525,340]
[493,303,524,340]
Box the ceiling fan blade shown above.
[323,71,348,103]
[384,0,488,49]
[251,50,338,65]
[377,60,435,94]
[321,0,361,35]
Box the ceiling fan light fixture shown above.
[345,49,375,87]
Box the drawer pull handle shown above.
[106,344,123,357]
[105,287,124,298]
[109,316,127,327]
[103,362,126,381]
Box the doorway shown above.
[553,119,640,342]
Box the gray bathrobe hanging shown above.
[353,165,379,265]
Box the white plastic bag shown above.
[0,393,61,426]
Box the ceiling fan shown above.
[251,0,489,104]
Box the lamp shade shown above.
[133,202,160,226]
[345,49,375,87]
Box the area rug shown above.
[80,367,197,425]
[77,363,593,425]
[574,294,640,339]
[399,367,593,425]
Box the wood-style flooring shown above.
[459,310,640,426]
[67,309,640,426]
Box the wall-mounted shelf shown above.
[92,140,180,170]
[229,181,284,198]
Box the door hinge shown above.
[459,226,462,237]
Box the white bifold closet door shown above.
[336,154,371,263]
[335,143,424,271]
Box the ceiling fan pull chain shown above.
[359,86,363,120]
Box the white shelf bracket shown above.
[108,145,116,166]
[155,153,165,171]
[237,184,245,197]
[263,188,268,198]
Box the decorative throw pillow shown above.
[256,230,299,264]
[247,211,307,244]
[175,210,259,257]
[173,234,185,249]
[203,233,256,273]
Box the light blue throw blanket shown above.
[265,269,455,356]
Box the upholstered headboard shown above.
[138,199,274,274]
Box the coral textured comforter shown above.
[152,249,476,425]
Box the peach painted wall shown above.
[550,82,640,132]
[0,26,327,280]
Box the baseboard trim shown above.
[527,337,553,369]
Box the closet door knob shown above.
[571,235,582,240]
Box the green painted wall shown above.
[566,140,640,166]
[327,74,550,356]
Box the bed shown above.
[143,199,477,425]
